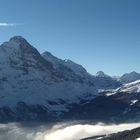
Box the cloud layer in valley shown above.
[0,122,140,140]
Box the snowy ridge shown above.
[64,59,89,77]
[42,51,93,80]
[43,51,122,90]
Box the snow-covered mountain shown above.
[0,36,139,123]
[0,36,122,122]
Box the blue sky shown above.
[0,0,140,76]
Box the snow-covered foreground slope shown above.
[82,123,140,140]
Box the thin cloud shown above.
[0,22,23,27]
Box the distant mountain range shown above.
[0,36,139,122]
[96,71,140,84]
[120,71,140,83]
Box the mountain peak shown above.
[1,36,31,49]
[9,36,29,45]
[96,71,109,77]
[0,36,44,63]
[130,71,139,75]
[1,36,41,56]
[9,36,27,43]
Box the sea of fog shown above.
[0,122,140,140]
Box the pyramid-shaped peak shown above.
[1,36,31,49]
[9,36,28,44]
[1,36,35,50]
[42,51,54,57]
[130,71,139,75]
[0,36,42,58]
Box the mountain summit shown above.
[96,71,109,77]
[9,36,28,43]
[2,36,41,55]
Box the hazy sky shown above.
[0,0,140,76]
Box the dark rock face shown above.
[0,103,56,122]
[60,94,140,123]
